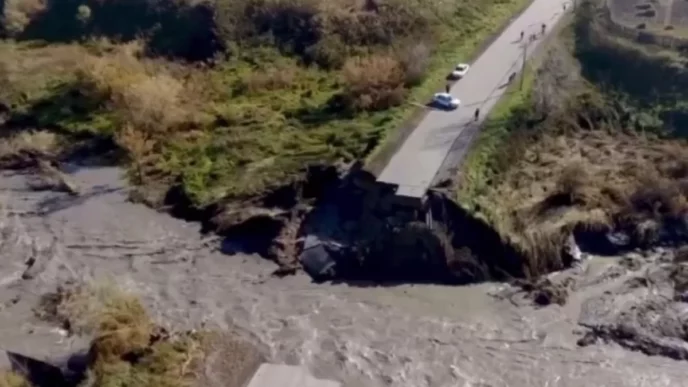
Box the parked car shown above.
[432,92,461,109]
[449,63,470,79]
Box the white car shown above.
[450,63,470,79]
[432,92,461,109]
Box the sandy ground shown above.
[0,165,687,387]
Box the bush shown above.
[1,0,46,37]
[341,54,407,111]
[304,35,349,69]
[77,42,199,134]
[396,41,431,87]
[89,291,153,362]
[40,284,202,387]
[115,124,156,185]
[0,130,58,160]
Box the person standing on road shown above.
[474,108,480,122]
[520,30,524,40]
[445,84,450,93]
[541,23,546,35]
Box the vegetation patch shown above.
[0,371,31,387]
[1,0,532,211]
[32,283,263,387]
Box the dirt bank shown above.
[1,164,688,386]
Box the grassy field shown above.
[0,0,532,210]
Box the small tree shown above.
[115,124,156,185]
[396,41,431,87]
[531,44,578,118]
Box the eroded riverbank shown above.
[0,165,687,387]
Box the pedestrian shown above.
[520,30,524,40]
[474,108,480,121]
[445,84,450,93]
[541,23,546,35]
[563,3,567,10]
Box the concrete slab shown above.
[246,364,341,387]
[377,0,572,198]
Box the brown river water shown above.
[0,166,685,387]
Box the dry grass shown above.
[0,371,31,387]
[114,124,156,185]
[0,42,85,107]
[43,283,150,339]
[341,53,407,111]
[77,41,206,134]
[479,127,688,265]
[39,283,200,387]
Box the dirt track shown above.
[0,165,687,386]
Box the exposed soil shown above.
[1,164,688,386]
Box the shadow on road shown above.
[425,101,460,112]
[421,108,519,152]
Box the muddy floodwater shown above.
[0,166,686,387]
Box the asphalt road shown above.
[376,0,572,199]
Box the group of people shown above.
[519,23,547,42]
[474,23,548,121]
